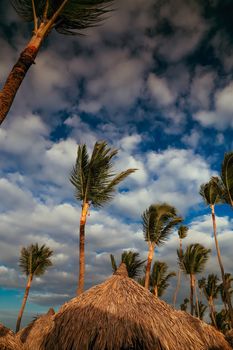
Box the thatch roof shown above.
[17,308,55,350]
[37,263,232,350]
[0,323,22,350]
[225,329,233,348]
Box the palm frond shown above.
[221,152,233,207]
[200,177,223,206]
[178,243,211,276]
[70,144,89,201]
[150,261,176,297]
[110,254,117,273]
[10,0,45,21]
[19,243,53,277]
[178,225,188,240]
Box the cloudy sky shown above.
[0,0,233,329]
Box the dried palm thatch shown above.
[225,329,233,347]
[17,308,55,350]
[0,323,22,350]
[35,263,231,350]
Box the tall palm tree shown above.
[0,0,114,125]
[142,203,182,290]
[70,141,136,295]
[16,243,53,332]
[173,225,188,307]
[110,251,145,279]
[203,274,219,328]
[178,243,210,316]
[200,177,233,327]
[150,261,176,298]
[219,273,233,312]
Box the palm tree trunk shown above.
[209,297,217,329]
[0,25,47,125]
[210,204,233,328]
[190,274,195,316]
[173,239,182,307]
[194,278,200,318]
[77,201,89,295]
[144,243,154,290]
[16,274,33,332]
[154,285,158,297]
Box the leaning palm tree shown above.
[150,261,176,298]
[16,243,53,332]
[110,251,145,279]
[178,243,210,316]
[173,225,188,307]
[203,274,219,328]
[195,301,208,320]
[70,141,136,295]
[0,0,114,125]
[142,203,182,290]
[200,177,233,327]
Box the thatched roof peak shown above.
[0,323,22,350]
[113,262,128,277]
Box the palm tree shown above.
[219,273,233,312]
[16,243,53,332]
[178,243,210,316]
[195,301,207,320]
[0,0,113,125]
[200,177,233,327]
[203,274,219,328]
[150,261,176,298]
[173,225,188,307]
[220,152,233,207]
[110,251,145,279]
[180,297,189,312]
[70,141,136,295]
[198,277,206,302]
[142,203,182,290]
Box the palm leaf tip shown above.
[221,151,233,206]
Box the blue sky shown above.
[0,0,233,329]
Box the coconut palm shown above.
[200,177,233,326]
[110,251,146,279]
[198,277,206,302]
[178,243,210,316]
[150,261,176,298]
[180,297,189,312]
[220,152,233,207]
[0,0,114,125]
[173,225,188,307]
[142,203,182,290]
[203,274,219,328]
[219,273,233,312]
[195,301,207,320]
[16,243,53,332]
[70,141,136,295]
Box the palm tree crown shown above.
[178,244,211,275]
[19,243,53,278]
[70,141,136,208]
[199,177,223,206]
[142,203,182,246]
[11,0,114,35]
[110,251,145,279]
[178,225,188,240]
[203,274,220,301]
[150,261,176,297]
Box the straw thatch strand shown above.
[225,329,233,348]
[36,263,232,350]
[0,323,22,350]
[17,308,55,350]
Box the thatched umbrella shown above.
[0,323,22,350]
[17,308,55,350]
[36,263,231,350]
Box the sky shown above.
[0,0,233,330]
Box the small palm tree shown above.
[150,261,176,297]
[173,225,188,307]
[195,301,207,320]
[142,203,182,290]
[110,251,145,279]
[200,177,233,326]
[178,243,210,316]
[0,0,114,124]
[70,141,136,294]
[198,277,206,302]
[203,274,219,328]
[180,298,189,312]
[16,243,53,332]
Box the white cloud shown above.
[147,73,175,106]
